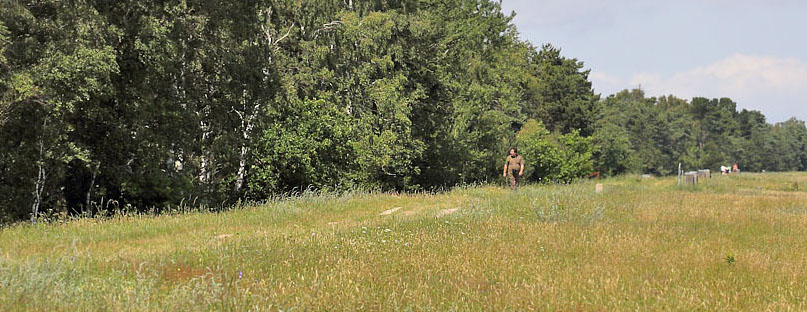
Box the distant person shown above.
[720,165,729,175]
[503,148,525,191]
[732,163,739,174]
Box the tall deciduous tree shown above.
[525,44,599,137]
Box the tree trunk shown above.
[233,100,258,194]
[198,119,212,184]
[31,160,45,223]
[31,119,47,223]
[85,161,100,211]
[198,83,215,189]
[233,117,254,194]
[234,144,249,194]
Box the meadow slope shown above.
[1,173,807,311]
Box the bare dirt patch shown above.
[436,208,459,218]
[378,207,403,216]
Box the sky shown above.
[499,0,807,123]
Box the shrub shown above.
[516,119,594,183]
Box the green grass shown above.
[2,173,807,311]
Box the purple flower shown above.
[238,271,243,279]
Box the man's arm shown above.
[503,162,508,178]
[519,158,524,177]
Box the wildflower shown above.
[384,228,391,233]
[238,271,243,279]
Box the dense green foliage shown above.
[516,119,594,183]
[1,0,805,223]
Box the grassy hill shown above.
[2,173,807,311]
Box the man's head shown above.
[509,148,517,157]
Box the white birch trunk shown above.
[31,119,47,223]
[198,83,215,186]
[234,144,249,193]
[198,119,212,184]
[85,161,100,211]
[233,99,258,194]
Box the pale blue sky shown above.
[500,0,807,123]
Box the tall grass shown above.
[1,173,806,310]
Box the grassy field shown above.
[2,173,807,311]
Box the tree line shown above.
[1,0,805,223]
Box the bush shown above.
[516,119,594,183]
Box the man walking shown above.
[503,148,525,191]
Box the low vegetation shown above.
[2,172,806,310]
